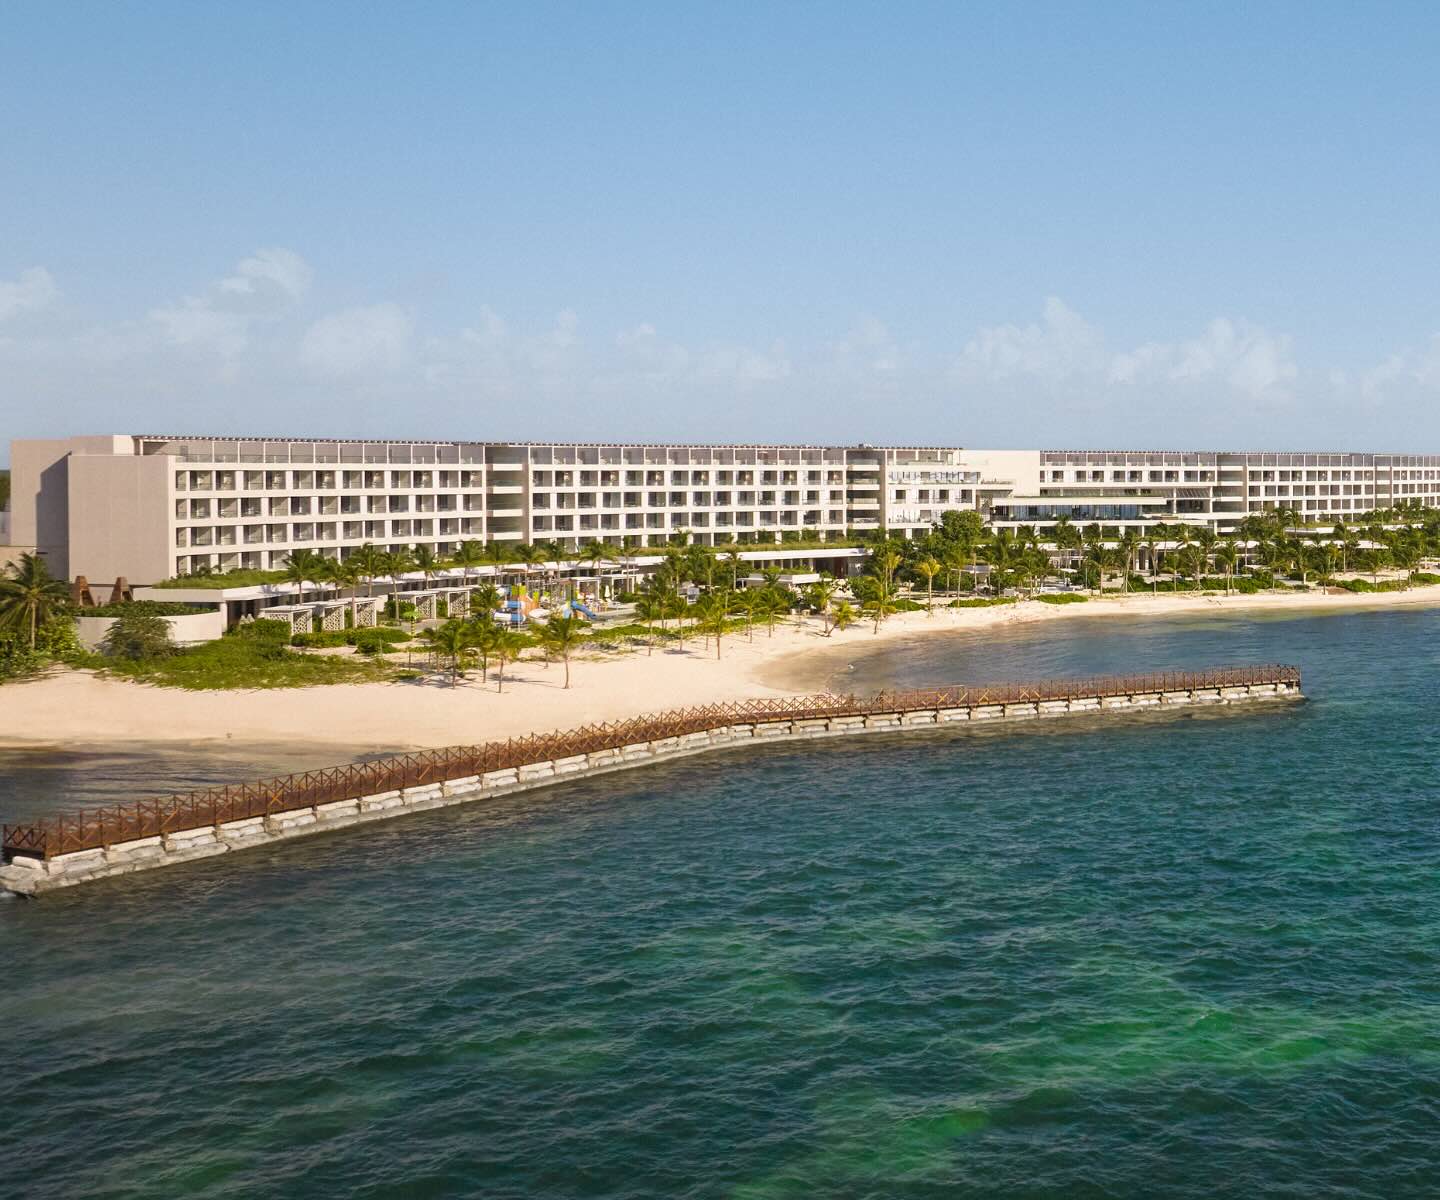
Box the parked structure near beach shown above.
[9,434,1440,582]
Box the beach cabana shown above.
[312,599,349,633]
[260,604,314,636]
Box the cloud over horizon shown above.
[2,256,1440,454]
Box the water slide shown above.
[570,600,601,620]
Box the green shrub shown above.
[352,628,402,654]
[150,568,287,590]
[36,616,85,663]
[1036,593,1087,604]
[892,598,925,612]
[948,597,1016,608]
[236,618,291,641]
[291,626,412,649]
[101,608,176,660]
[0,630,43,680]
[100,629,394,689]
[86,600,213,617]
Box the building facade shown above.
[9,435,1440,583]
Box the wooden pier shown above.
[0,664,1302,896]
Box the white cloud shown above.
[957,296,1105,380]
[1170,318,1298,397]
[0,267,59,322]
[616,322,692,376]
[149,299,249,357]
[953,297,1298,405]
[300,303,413,375]
[16,267,1440,450]
[219,248,313,301]
[832,316,901,374]
[147,247,313,357]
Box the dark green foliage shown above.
[0,629,42,679]
[1036,593,1088,604]
[236,618,291,641]
[291,626,411,649]
[149,569,288,589]
[100,608,176,660]
[86,600,214,617]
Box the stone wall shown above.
[0,680,1302,897]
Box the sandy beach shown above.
[3,585,1439,753]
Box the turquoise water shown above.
[6,608,1440,1198]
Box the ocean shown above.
[4,606,1440,1198]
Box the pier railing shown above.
[2,665,1299,861]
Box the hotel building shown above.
[7,435,1440,584]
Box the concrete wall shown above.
[75,609,227,650]
[67,451,175,584]
[0,679,1303,897]
[8,436,137,579]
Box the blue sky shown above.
[4,1,1440,461]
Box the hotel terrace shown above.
[8,436,1440,591]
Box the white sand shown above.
[3,585,1438,752]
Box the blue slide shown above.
[570,601,600,620]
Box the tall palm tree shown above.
[423,619,475,686]
[350,543,384,598]
[828,600,857,635]
[412,544,440,589]
[575,541,613,599]
[634,593,666,655]
[538,614,585,687]
[377,548,414,631]
[1115,529,1141,593]
[692,591,730,659]
[869,547,903,590]
[467,615,499,681]
[1172,524,1194,588]
[281,549,323,603]
[805,577,838,633]
[1193,528,1218,590]
[491,628,525,693]
[1082,540,1107,594]
[0,552,70,650]
[1051,515,1080,563]
[1213,539,1240,595]
[984,528,1017,594]
[481,540,513,585]
[914,556,943,614]
[472,582,501,621]
[453,539,485,590]
[731,588,760,641]
[1140,530,1160,593]
[863,581,899,633]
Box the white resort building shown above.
[7,435,1440,586]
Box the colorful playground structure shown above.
[493,585,605,626]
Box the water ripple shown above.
[5,609,1440,1197]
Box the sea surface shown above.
[5,608,1440,1198]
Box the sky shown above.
[3,1,1440,464]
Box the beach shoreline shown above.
[2,585,1438,755]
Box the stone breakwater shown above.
[0,678,1302,897]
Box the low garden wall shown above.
[75,609,227,650]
